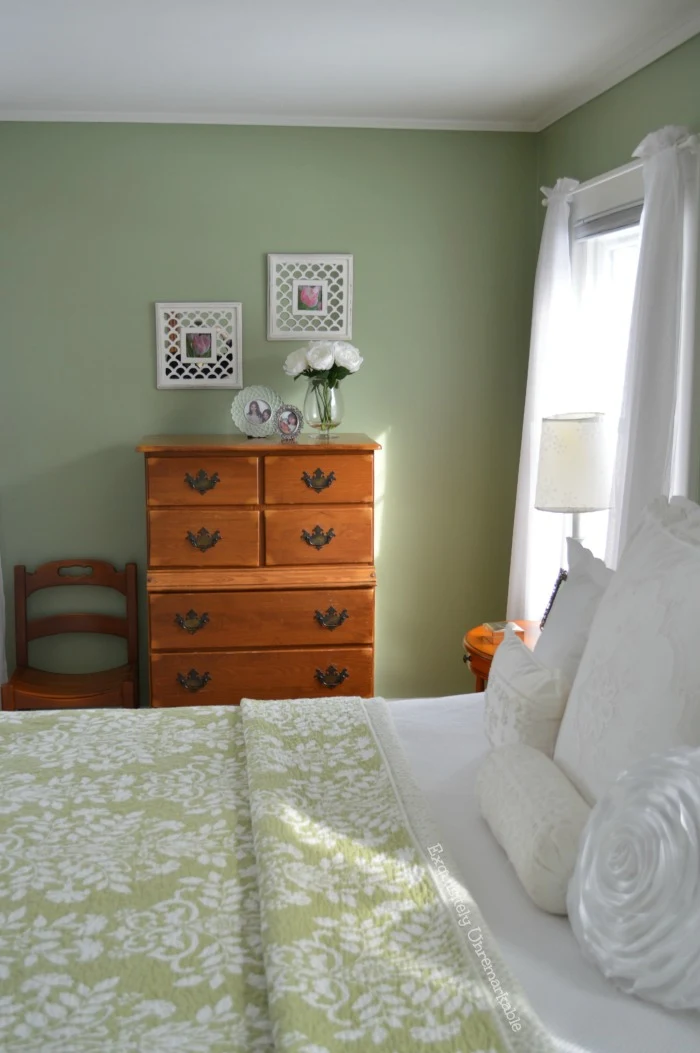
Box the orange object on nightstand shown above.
[462,620,540,692]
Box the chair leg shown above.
[1,683,16,711]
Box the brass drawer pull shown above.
[315,665,349,689]
[315,606,349,631]
[186,527,222,552]
[302,468,336,493]
[301,525,335,549]
[175,609,210,634]
[176,669,211,692]
[184,469,220,494]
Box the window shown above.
[570,224,641,557]
[565,166,644,559]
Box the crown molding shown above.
[0,109,537,133]
[533,11,700,132]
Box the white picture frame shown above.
[267,253,353,340]
[155,302,243,389]
[230,385,283,437]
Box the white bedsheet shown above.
[390,693,700,1053]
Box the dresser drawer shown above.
[264,454,373,504]
[147,455,258,506]
[150,588,375,649]
[264,507,373,565]
[150,647,374,706]
[149,509,260,567]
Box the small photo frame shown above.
[292,280,328,316]
[244,397,272,426]
[268,253,353,340]
[540,569,568,629]
[156,302,242,389]
[274,404,304,442]
[231,385,282,438]
[181,327,218,362]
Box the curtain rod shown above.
[569,137,697,197]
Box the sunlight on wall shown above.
[373,428,389,561]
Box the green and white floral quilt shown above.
[0,699,554,1052]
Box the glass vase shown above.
[304,378,344,434]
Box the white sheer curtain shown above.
[606,126,700,565]
[507,178,579,621]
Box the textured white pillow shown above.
[554,497,700,804]
[484,627,569,757]
[568,747,700,1010]
[477,744,591,914]
[534,538,613,684]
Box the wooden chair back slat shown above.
[24,560,128,597]
[14,559,138,662]
[27,613,130,642]
[5,559,139,710]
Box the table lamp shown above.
[535,412,611,544]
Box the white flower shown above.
[306,341,335,371]
[333,342,363,373]
[283,347,309,377]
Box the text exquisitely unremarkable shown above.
[427,843,522,1033]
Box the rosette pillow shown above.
[568,748,700,1009]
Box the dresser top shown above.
[137,433,381,453]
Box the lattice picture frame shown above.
[155,302,243,389]
[267,254,353,340]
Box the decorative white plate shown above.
[231,386,282,437]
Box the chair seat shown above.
[5,664,136,709]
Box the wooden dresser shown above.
[136,434,380,706]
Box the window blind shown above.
[574,202,643,241]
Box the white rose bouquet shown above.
[283,341,363,431]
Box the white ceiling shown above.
[1,0,699,131]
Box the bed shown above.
[1,694,698,1053]
[391,693,700,1053]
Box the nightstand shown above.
[462,621,540,691]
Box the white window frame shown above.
[570,162,644,235]
[565,163,645,560]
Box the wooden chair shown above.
[1,560,138,710]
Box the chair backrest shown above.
[14,560,138,667]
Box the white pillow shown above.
[477,744,591,914]
[484,627,570,757]
[568,747,700,1010]
[535,538,613,684]
[554,496,700,804]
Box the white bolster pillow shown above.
[477,744,591,914]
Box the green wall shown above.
[4,35,697,703]
[0,123,538,701]
[538,33,700,185]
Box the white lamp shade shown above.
[535,412,612,513]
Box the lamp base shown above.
[570,511,583,545]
